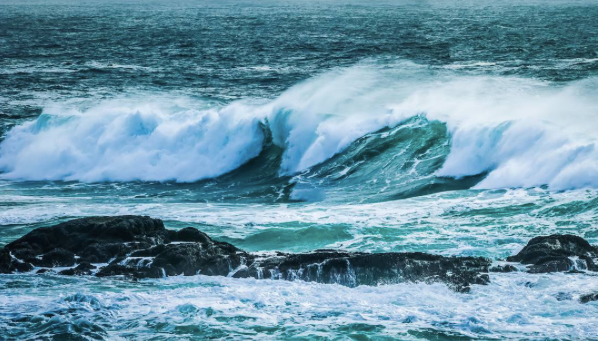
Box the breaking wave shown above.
[0,61,596,198]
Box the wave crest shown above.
[0,61,596,194]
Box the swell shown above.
[289,116,484,202]
[158,116,482,203]
[0,62,596,201]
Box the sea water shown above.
[0,0,597,339]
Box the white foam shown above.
[0,271,595,339]
[0,99,265,182]
[0,61,596,189]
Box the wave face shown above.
[0,62,597,200]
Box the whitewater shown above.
[1,62,596,193]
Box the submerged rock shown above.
[507,235,598,273]
[0,215,492,292]
[579,292,598,304]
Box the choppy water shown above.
[0,0,597,339]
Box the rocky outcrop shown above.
[235,250,490,292]
[507,234,598,273]
[0,216,595,293]
[0,215,490,292]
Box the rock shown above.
[98,241,251,278]
[2,215,168,261]
[36,268,53,274]
[554,292,572,301]
[0,215,492,292]
[59,262,96,276]
[169,227,212,243]
[0,251,34,273]
[238,250,490,293]
[489,264,518,273]
[0,215,170,274]
[579,292,598,304]
[507,235,598,273]
[38,248,76,267]
[1,217,595,293]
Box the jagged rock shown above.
[3,216,593,292]
[0,215,493,292]
[507,235,598,273]
[579,292,598,304]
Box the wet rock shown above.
[489,264,518,273]
[554,292,573,301]
[96,263,166,279]
[239,250,491,293]
[507,235,598,273]
[579,292,598,304]
[0,251,34,273]
[36,268,54,274]
[38,248,76,267]
[78,242,140,263]
[169,227,212,244]
[0,216,168,271]
[59,262,96,276]
[99,241,251,278]
[0,215,494,292]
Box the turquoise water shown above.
[0,0,597,339]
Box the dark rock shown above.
[1,217,594,293]
[507,235,598,273]
[170,227,212,243]
[152,242,249,276]
[36,268,53,274]
[489,264,518,273]
[78,242,149,263]
[38,248,76,267]
[528,257,573,274]
[0,216,168,273]
[59,262,96,276]
[99,238,252,278]
[12,215,590,293]
[96,264,165,279]
[11,259,34,273]
[240,250,491,293]
[555,292,572,301]
[0,250,34,273]
[7,215,167,254]
[579,292,598,304]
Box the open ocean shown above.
[0,0,597,339]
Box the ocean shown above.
[0,0,597,339]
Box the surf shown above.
[0,61,596,201]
